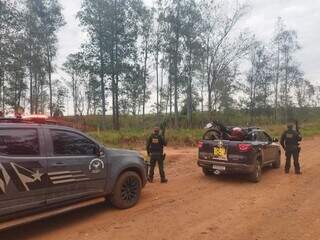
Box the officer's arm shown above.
[161,135,167,147]
[280,132,285,149]
[297,132,302,142]
[146,136,151,154]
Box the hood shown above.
[106,148,141,158]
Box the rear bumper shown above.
[197,159,255,174]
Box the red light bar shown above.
[21,115,48,124]
[22,114,48,120]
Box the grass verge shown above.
[89,121,320,149]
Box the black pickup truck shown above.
[0,116,147,230]
[197,126,281,182]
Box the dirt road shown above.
[2,137,320,240]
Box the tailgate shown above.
[198,140,239,161]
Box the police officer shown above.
[146,127,168,183]
[280,123,302,174]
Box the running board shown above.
[0,197,106,231]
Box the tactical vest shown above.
[284,130,300,146]
[149,134,164,154]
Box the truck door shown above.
[257,131,273,163]
[0,127,47,217]
[45,128,107,205]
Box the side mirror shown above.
[94,146,104,157]
[272,137,279,143]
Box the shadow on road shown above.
[201,165,276,183]
[0,201,114,240]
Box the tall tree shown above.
[140,6,153,120]
[201,1,251,114]
[181,0,202,127]
[78,0,111,127]
[39,0,65,116]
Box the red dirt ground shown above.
[2,137,320,240]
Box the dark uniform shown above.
[280,124,302,174]
[146,128,167,183]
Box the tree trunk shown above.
[187,45,193,128]
[173,1,181,128]
[72,73,77,116]
[111,0,120,130]
[274,41,280,121]
[97,5,106,129]
[0,68,3,112]
[47,46,53,117]
[206,39,212,116]
[155,49,159,121]
[29,66,33,114]
[143,39,148,120]
[284,50,289,123]
[160,58,164,113]
[2,75,5,112]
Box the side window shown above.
[262,132,272,142]
[257,132,271,142]
[0,129,40,156]
[50,130,97,156]
[247,132,257,141]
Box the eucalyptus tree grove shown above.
[0,0,317,128]
[0,0,65,116]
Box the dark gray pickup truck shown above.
[198,128,281,182]
[0,117,147,229]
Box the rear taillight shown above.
[238,143,253,152]
[198,141,204,149]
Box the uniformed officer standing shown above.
[146,127,168,183]
[280,123,302,174]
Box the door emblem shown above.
[89,159,105,174]
[10,163,44,191]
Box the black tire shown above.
[202,167,213,176]
[272,153,281,169]
[249,159,262,183]
[111,171,142,209]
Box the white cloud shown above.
[241,0,320,84]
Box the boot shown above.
[148,176,153,183]
[161,178,168,183]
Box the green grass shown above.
[89,128,204,149]
[89,121,320,148]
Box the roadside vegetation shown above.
[84,110,320,148]
[89,121,320,149]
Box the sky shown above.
[54,0,320,114]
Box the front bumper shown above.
[197,159,255,174]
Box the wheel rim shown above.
[120,176,139,203]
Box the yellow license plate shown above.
[213,147,227,160]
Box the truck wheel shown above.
[111,171,142,209]
[202,167,213,176]
[249,160,262,183]
[272,154,281,169]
